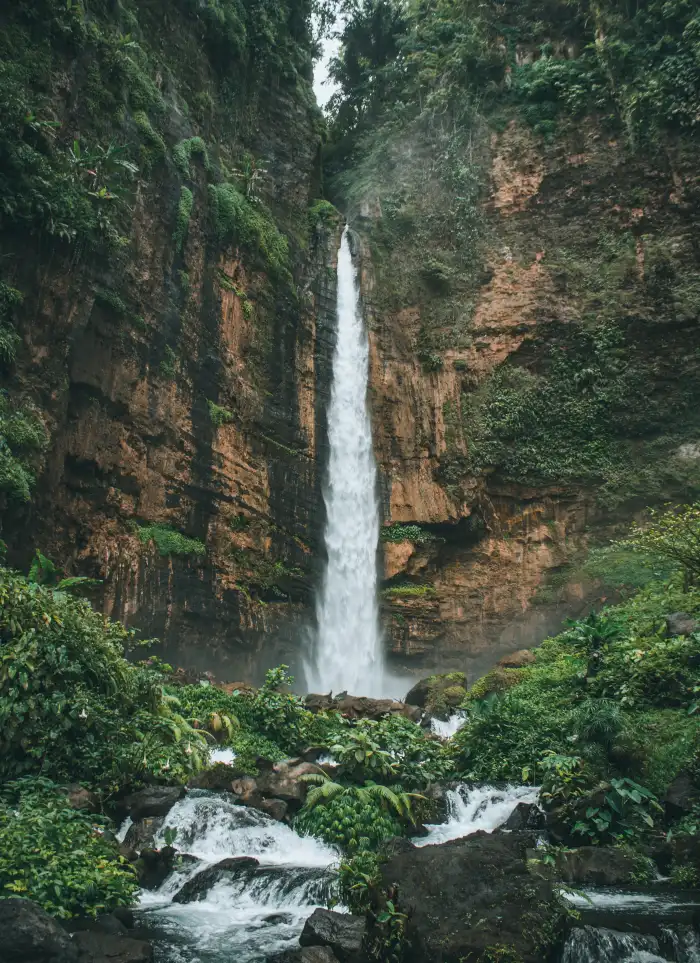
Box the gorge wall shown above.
[2,0,699,687]
[0,0,341,681]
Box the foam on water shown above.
[415,783,540,847]
[430,713,466,739]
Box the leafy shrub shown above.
[308,199,341,229]
[381,524,434,544]
[207,400,234,426]
[0,567,207,788]
[621,504,700,584]
[296,778,409,850]
[0,394,46,501]
[0,778,138,918]
[136,523,206,558]
[338,848,381,913]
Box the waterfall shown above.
[414,784,540,847]
[308,225,384,697]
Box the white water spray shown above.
[308,226,384,696]
[414,784,541,847]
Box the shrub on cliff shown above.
[0,566,207,789]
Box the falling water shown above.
[308,226,384,696]
[414,783,540,847]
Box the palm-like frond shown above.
[305,781,348,808]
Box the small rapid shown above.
[561,924,700,963]
[414,783,540,847]
[138,791,339,963]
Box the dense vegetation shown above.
[2,504,700,917]
[324,0,700,506]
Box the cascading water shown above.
[414,783,541,847]
[136,791,339,963]
[307,225,384,697]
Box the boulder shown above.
[664,771,698,816]
[136,846,177,890]
[173,857,259,903]
[188,764,245,792]
[258,797,289,822]
[404,673,467,718]
[501,802,545,832]
[666,613,700,637]
[305,694,420,722]
[124,786,184,821]
[65,784,101,813]
[257,760,321,805]
[375,831,566,963]
[498,649,536,669]
[122,816,164,854]
[72,931,153,963]
[269,949,340,963]
[300,909,366,963]
[0,898,79,963]
[548,847,636,886]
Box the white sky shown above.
[313,27,342,109]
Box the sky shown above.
[313,26,342,109]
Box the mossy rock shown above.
[443,685,467,706]
[468,668,523,701]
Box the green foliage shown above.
[329,720,399,779]
[208,183,290,278]
[0,567,207,788]
[159,345,178,379]
[95,287,128,316]
[207,400,234,427]
[0,281,22,365]
[338,848,381,913]
[133,110,166,169]
[173,186,194,252]
[136,523,206,558]
[621,504,700,583]
[572,778,663,844]
[0,393,46,502]
[381,524,434,544]
[296,776,410,850]
[308,199,341,229]
[173,137,210,179]
[381,583,435,598]
[0,778,138,918]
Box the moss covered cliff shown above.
[0,0,342,677]
[325,0,700,676]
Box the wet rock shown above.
[122,816,164,854]
[269,949,340,963]
[545,846,636,886]
[300,909,366,963]
[0,898,79,963]
[188,763,244,792]
[67,914,128,936]
[666,613,700,637]
[501,802,545,832]
[257,797,289,822]
[72,931,153,963]
[136,846,177,890]
[404,678,431,707]
[124,786,184,821]
[375,831,565,963]
[381,836,417,859]
[498,649,536,669]
[664,771,698,816]
[172,857,259,902]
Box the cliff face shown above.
[360,119,700,680]
[0,0,341,681]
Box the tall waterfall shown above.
[307,226,384,697]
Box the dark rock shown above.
[257,797,288,822]
[136,846,177,890]
[122,817,164,854]
[299,909,366,963]
[262,913,294,925]
[666,613,700,637]
[664,771,698,816]
[187,764,242,792]
[498,649,536,669]
[72,931,153,962]
[124,786,184,821]
[549,846,636,886]
[0,898,79,963]
[305,693,420,722]
[404,674,467,719]
[376,831,565,963]
[66,914,128,936]
[501,802,545,832]
[381,836,417,859]
[404,678,431,708]
[172,857,259,903]
[269,949,340,963]
[113,908,135,930]
[305,693,336,713]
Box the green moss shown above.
[208,183,290,279]
[381,523,434,544]
[173,186,194,252]
[308,199,341,229]
[94,288,128,316]
[133,110,166,169]
[173,137,210,179]
[136,523,206,558]
[382,583,436,598]
[159,345,178,379]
